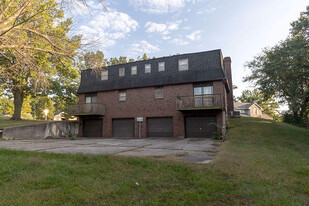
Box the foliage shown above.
[30,96,55,120]
[237,89,280,119]
[0,97,14,116]
[208,122,223,140]
[0,0,81,120]
[0,96,32,119]
[244,6,309,128]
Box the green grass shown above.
[0,116,48,129]
[0,117,308,205]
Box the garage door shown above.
[147,117,173,137]
[83,119,103,137]
[112,118,134,137]
[185,116,217,138]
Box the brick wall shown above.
[223,57,234,114]
[78,80,227,138]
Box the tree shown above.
[142,53,149,60]
[0,0,81,120]
[78,50,107,70]
[237,89,279,119]
[118,56,127,64]
[245,6,309,128]
[31,96,55,119]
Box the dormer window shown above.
[178,59,188,71]
[158,62,165,72]
[131,66,137,75]
[119,67,125,77]
[101,70,108,80]
[145,64,151,73]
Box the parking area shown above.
[0,138,222,163]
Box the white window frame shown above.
[253,108,258,115]
[145,64,151,73]
[131,65,137,75]
[119,67,125,77]
[158,62,165,72]
[119,90,126,101]
[101,70,108,80]
[178,59,188,71]
[155,86,164,99]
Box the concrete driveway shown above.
[0,138,222,163]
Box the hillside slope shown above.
[0,117,308,205]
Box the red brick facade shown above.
[224,57,234,114]
[78,80,228,138]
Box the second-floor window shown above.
[145,64,151,73]
[131,66,137,75]
[119,67,125,77]
[193,83,213,107]
[178,59,188,71]
[119,90,126,101]
[158,62,165,72]
[101,70,108,80]
[85,93,97,103]
[194,85,213,95]
[155,86,164,99]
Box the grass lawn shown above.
[0,117,308,205]
[0,116,49,130]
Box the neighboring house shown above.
[53,112,77,121]
[54,112,64,121]
[234,102,272,119]
[69,49,234,138]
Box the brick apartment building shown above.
[69,49,234,138]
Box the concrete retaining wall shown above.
[3,121,79,140]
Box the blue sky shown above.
[69,0,308,99]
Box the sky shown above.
[68,0,308,100]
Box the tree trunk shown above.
[11,88,24,120]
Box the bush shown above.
[283,113,306,127]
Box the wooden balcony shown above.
[176,94,223,111]
[68,103,105,116]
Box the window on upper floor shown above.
[119,67,125,77]
[155,86,164,99]
[85,93,97,103]
[158,62,165,72]
[178,59,188,71]
[145,64,151,73]
[119,90,126,101]
[101,70,108,80]
[131,65,137,75]
[193,83,213,96]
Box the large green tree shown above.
[237,89,279,119]
[0,0,81,120]
[245,6,309,128]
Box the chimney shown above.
[223,57,234,114]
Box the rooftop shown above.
[77,49,228,94]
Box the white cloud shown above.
[145,20,182,36]
[129,0,195,14]
[196,7,216,15]
[79,10,138,47]
[145,22,167,33]
[171,38,189,45]
[127,40,160,57]
[186,30,202,41]
[163,36,171,40]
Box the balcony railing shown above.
[176,94,223,110]
[68,103,105,116]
